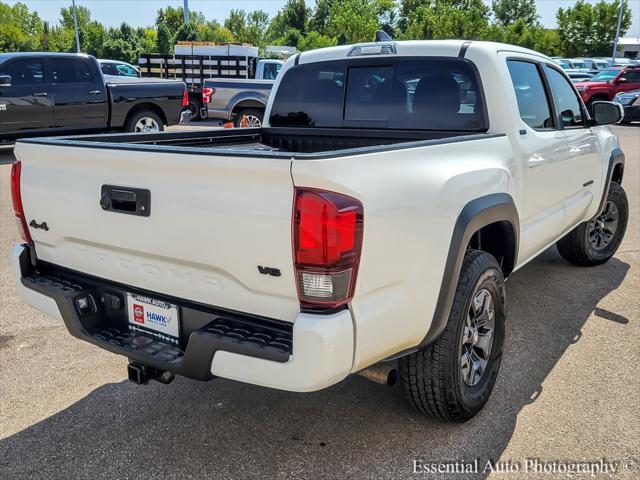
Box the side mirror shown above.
[0,75,11,87]
[591,101,624,125]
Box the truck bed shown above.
[20,127,498,159]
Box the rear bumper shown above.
[203,106,231,121]
[11,244,354,392]
[179,110,191,124]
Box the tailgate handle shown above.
[100,185,150,217]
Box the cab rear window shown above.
[269,57,487,131]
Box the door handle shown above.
[528,154,545,168]
[88,90,102,95]
[100,185,150,217]
[32,92,48,97]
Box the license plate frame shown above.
[127,293,180,345]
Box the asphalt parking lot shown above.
[0,125,638,479]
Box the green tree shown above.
[492,0,538,27]
[175,22,199,42]
[156,6,205,32]
[556,0,632,56]
[224,9,247,41]
[327,0,379,44]
[0,1,44,51]
[276,27,303,48]
[82,21,107,57]
[59,5,91,30]
[378,0,399,37]
[268,0,310,41]
[102,37,136,63]
[156,23,172,54]
[46,25,74,52]
[245,10,270,46]
[402,1,489,40]
[311,0,335,34]
[298,31,338,50]
[198,21,236,43]
[136,28,158,54]
[282,0,309,33]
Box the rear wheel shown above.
[125,110,164,133]
[399,249,506,422]
[234,108,263,128]
[556,182,628,266]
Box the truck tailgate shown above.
[15,141,299,322]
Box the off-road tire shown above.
[556,182,628,266]
[399,249,506,422]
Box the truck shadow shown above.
[0,248,630,479]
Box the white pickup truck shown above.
[10,40,627,422]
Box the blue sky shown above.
[7,0,640,36]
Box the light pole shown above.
[183,0,190,24]
[72,0,81,53]
[611,0,624,64]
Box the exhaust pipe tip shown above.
[357,363,398,386]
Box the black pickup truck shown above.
[0,52,188,144]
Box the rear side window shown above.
[0,58,44,86]
[507,60,554,130]
[115,63,138,77]
[269,63,345,127]
[263,62,281,80]
[100,63,117,76]
[269,58,486,131]
[50,58,94,84]
[544,66,584,128]
[620,69,640,82]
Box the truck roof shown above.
[0,52,94,62]
[296,40,552,65]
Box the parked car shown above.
[575,66,640,106]
[567,71,595,83]
[583,58,610,70]
[0,52,189,143]
[10,40,627,423]
[614,89,640,123]
[201,59,283,127]
[98,59,141,79]
[609,57,639,67]
[553,58,573,70]
[567,58,590,72]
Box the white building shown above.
[618,36,640,59]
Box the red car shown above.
[575,66,640,106]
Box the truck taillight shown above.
[10,161,33,244]
[293,188,363,310]
[182,88,189,108]
[202,87,214,104]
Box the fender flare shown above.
[593,148,624,219]
[421,193,519,346]
[228,94,267,119]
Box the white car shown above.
[567,58,591,72]
[10,40,627,422]
[98,59,141,80]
